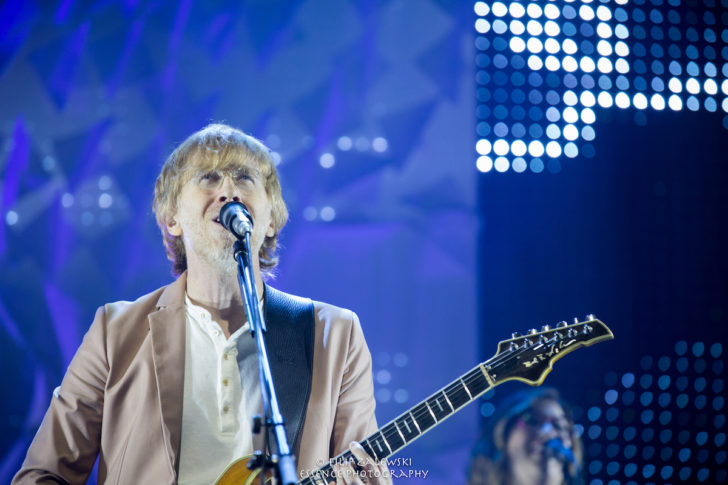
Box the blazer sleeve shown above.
[12,306,109,485]
[329,311,378,457]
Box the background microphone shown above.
[220,201,253,238]
[543,438,576,465]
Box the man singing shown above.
[14,123,390,485]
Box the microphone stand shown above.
[233,234,298,485]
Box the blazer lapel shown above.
[148,273,187,481]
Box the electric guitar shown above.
[216,315,613,484]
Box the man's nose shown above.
[217,175,240,203]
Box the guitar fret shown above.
[393,421,407,445]
[379,430,393,455]
[442,393,454,412]
[382,423,405,451]
[424,401,438,422]
[460,377,473,399]
[409,411,422,433]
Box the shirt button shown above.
[213,329,220,336]
[222,405,230,413]
[223,353,228,360]
[222,378,229,387]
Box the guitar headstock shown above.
[489,315,614,386]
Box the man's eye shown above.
[201,172,220,181]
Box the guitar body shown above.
[215,455,273,485]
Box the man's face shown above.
[166,156,275,275]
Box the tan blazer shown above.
[13,273,378,484]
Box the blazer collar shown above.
[149,272,187,480]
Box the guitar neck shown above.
[300,360,498,485]
[298,317,612,485]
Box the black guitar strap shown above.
[261,284,315,454]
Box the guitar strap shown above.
[259,284,315,455]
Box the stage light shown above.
[493,138,509,155]
[562,38,578,55]
[597,23,613,39]
[544,20,560,37]
[475,139,491,155]
[511,139,527,156]
[578,57,595,73]
[527,38,543,53]
[597,40,613,56]
[596,5,611,21]
[615,92,631,108]
[563,90,577,106]
[686,78,700,95]
[493,19,507,34]
[509,20,525,35]
[563,106,579,123]
[615,40,629,56]
[598,91,614,108]
[512,157,527,172]
[544,38,560,55]
[509,2,525,18]
[579,5,595,21]
[509,37,526,53]
[722,99,728,113]
[491,1,507,17]
[581,107,596,124]
[705,98,717,112]
[526,20,542,36]
[634,93,648,110]
[668,77,682,93]
[722,80,728,96]
[546,106,560,122]
[476,155,493,172]
[475,19,491,34]
[650,93,666,110]
[685,96,700,111]
[668,94,683,110]
[597,58,613,73]
[615,58,629,73]
[582,125,596,141]
[494,156,509,172]
[545,141,562,158]
[528,140,545,157]
[704,79,718,96]
[474,2,489,16]
[615,24,629,39]
[563,124,578,141]
[543,4,559,20]
[580,91,596,107]
[563,56,578,72]
[546,124,561,139]
[527,55,543,70]
[545,55,560,71]
[526,3,542,19]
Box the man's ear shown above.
[167,216,182,237]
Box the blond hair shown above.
[152,123,288,276]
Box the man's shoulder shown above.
[101,277,183,326]
[265,285,358,326]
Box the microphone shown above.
[219,201,253,238]
[543,438,575,465]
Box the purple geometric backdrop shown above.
[0,1,478,483]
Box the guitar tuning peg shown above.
[573,317,579,324]
[529,328,538,335]
[557,321,568,328]
[586,313,596,320]
[541,324,550,332]
[511,332,521,339]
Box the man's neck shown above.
[185,256,265,338]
